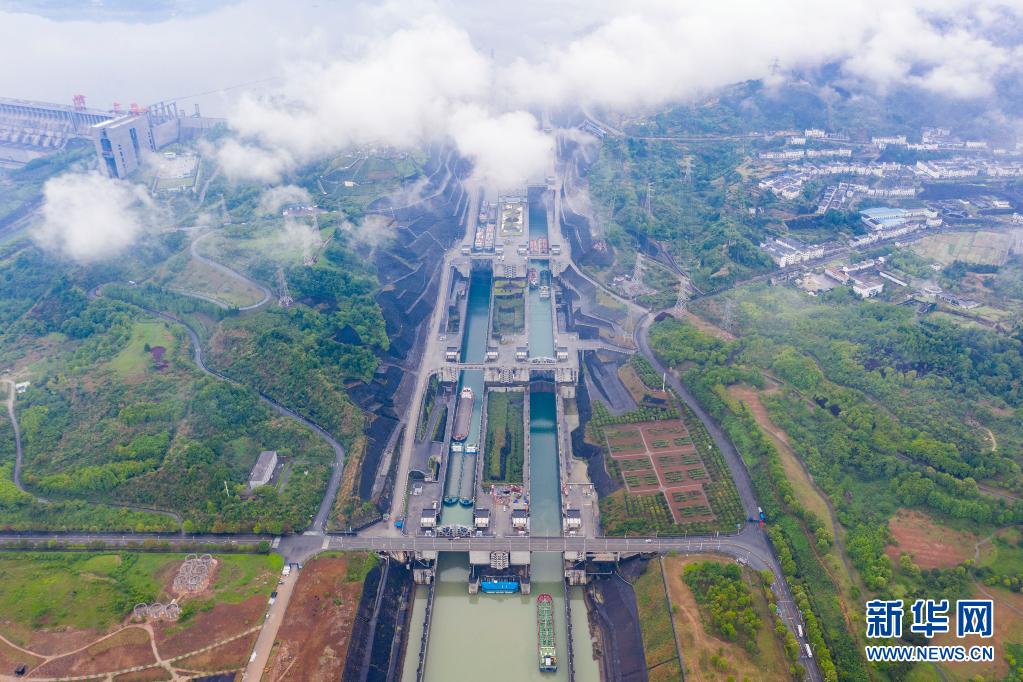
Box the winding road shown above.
[102,287,346,534]
[186,230,273,311]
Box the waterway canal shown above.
[408,189,598,680]
[440,268,491,526]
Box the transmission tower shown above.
[276,267,293,308]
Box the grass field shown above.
[662,555,791,681]
[928,582,1023,680]
[633,558,683,682]
[164,257,265,308]
[0,552,280,639]
[911,230,1022,266]
[198,222,332,275]
[483,391,524,484]
[492,278,525,337]
[108,321,176,378]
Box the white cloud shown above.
[504,0,1022,108]
[345,214,398,248]
[278,217,322,264]
[205,138,294,184]
[206,1,1022,190]
[7,1,1019,193]
[210,16,553,189]
[448,107,553,190]
[33,172,155,263]
[257,184,313,215]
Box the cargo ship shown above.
[452,387,474,442]
[538,285,550,299]
[528,268,539,288]
[536,594,558,672]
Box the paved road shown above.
[167,306,346,534]
[386,188,478,529]
[633,311,822,680]
[0,531,269,548]
[4,378,185,526]
[241,565,297,681]
[557,135,821,677]
[0,527,766,561]
[322,526,772,557]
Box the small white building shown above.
[248,450,278,490]
[760,238,825,268]
[564,509,582,532]
[474,508,491,530]
[852,278,884,299]
[512,508,529,532]
[420,504,438,529]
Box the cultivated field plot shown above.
[605,420,714,524]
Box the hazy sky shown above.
[3,0,1019,115]
[0,0,604,114]
[16,0,1023,261]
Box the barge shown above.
[452,387,474,442]
[536,593,558,672]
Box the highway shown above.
[0,527,770,566]
[324,527,772,559]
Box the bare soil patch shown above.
[5,625,99,657]
[930,583,1023,680]
[618,364,650,405]
[727,384,834,526]
[29,627,154,678]
[174,630,257,673]
[153,595,266,659]
[886,509,977,569]
[681,310,735,341]
[114,668,173,682]
[263,556,363,681]
[0,636,44,677]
